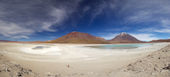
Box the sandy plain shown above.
[0,42,169,77]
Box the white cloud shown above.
[83,6,90,12]
[100,33,119,40]
[127,11,151,23]
[138,28,155,32]
[13,36,29,39]
[123,0,170,26]
[109,3,116,9]
[21,36,29,39]
[139,28,170,33]
[138,19,170,33]
[0,0,82,39]
[41,22,55,32]
[89,1,107,26]
[161,19,170,28]
[155,29,170,33]
[153,19,170,33]
[106,27,130,31]
[48,36,58,38]
[130,33,160,41]
[50,8,67,24]
[0,20,34,37]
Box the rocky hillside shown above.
[47,31,108,44]
[111,44,170,77]
[109,32,142,43]
[0,54,38,77]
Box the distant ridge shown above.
[0,40,17,42]
[47,31,108,44]
[109,32,142,43]
[0,40,44,43]
[150,39,170,42]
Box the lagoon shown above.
[87,43,153,49]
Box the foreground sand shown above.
[0,42,170,77]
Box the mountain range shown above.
[1,31,170,44]
[47,31,142,44]
[150,39,170,42]
[0,40,17,42]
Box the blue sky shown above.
[0,0,170,41]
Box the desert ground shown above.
[0,42,170,77]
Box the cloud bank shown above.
[0,0,170,41]
[0,0,82,39]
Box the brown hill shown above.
[109,32,142,43]
[150,39,170,42]
[47,31,108,44]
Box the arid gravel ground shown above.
[111,44,170,77]
[0,42,170,77]
[0,54,38,77]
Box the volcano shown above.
[47,31,108,44]
[109,32,142,43]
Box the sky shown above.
[0,0,170,41]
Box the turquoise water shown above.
[87,43,153,49]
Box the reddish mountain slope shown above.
[109,32,142,43]
[47,31,108,44]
